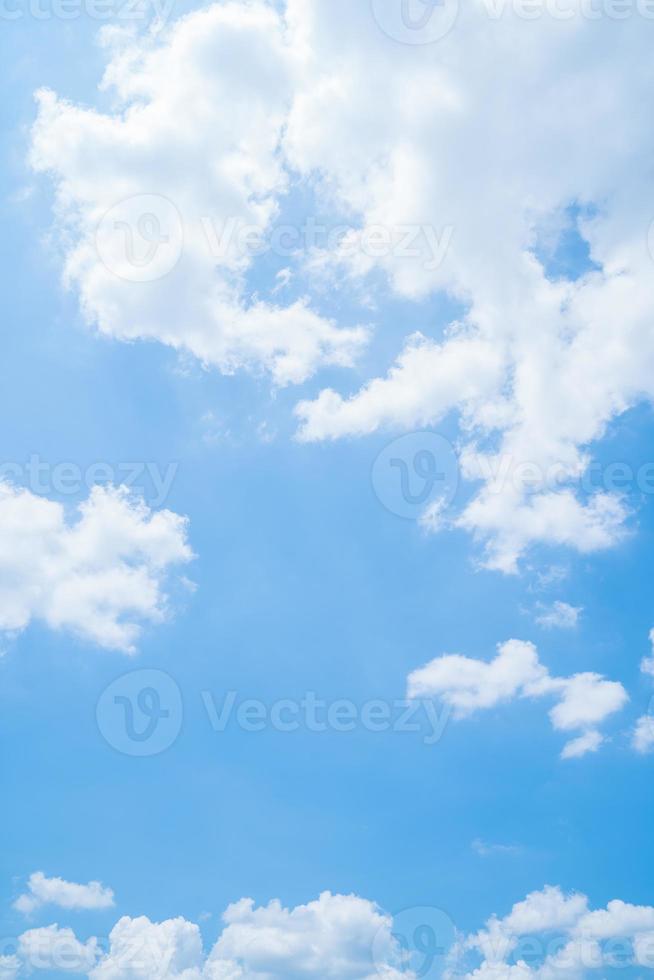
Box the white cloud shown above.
[632,714,654,754]
[0,483,192,653]
[29,2,366,388]
[18,926,100,974]
[535,602,582,630]
[281,0,654,569]
[407,639,628,758]
[471,840,521,858]
[0,958,20,980]
[456,885,654,978]
[29,0,654,568]
[559,730,603,760]
[9,886,654,980]
[640,628,654,677]
[90,915,204,979]
[86,892,406,979]
[14,873,115,916]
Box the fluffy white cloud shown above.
[640,628,654,677]
[11,886,654,980]
[205,891,403,979]
[90,915,204,979]
[283,0,654,569]
[0,483,192,653]
[18,926,100,974]
[30,0,654,567]
[632,713,654,754]
[535,602,582,630]
[14,873,115,916]
[83,893,406,979]
[407,639,628,758]
[29,2,366,388]
[559,730,603,760]
[455,886,654,978]
[0,958,20,980]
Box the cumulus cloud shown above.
[0,483,192,653]
[632,713,654,754]
[29,2,366,388]
[407,639,628,758]
[14,873,115,916]
[18,926,100,974]
[30,0,654,567]
[9,886,654,979]
[0,958,20,980]
[454,885,654,978]
[283,0,654,569]
[90,915,204,979]
[4,892,406,979]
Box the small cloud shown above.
[257,420,277,444]
[14,873,115,916]
[472,839,521,857]
[418,497,449,534]
[632,715,654,755]
[640,628,654,677]
[536,601,582,630]
[201,411,230,446]
[529,565,569,591]
[560,730,604,760]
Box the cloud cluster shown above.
[286,1,654,570]
[0,483,192,653]
[29,2,366,388]
[453,885,654,978]
[6,892,407,978]
[30,0,654,568]
[407,639,628,758]
[7,881,654,980]
[14,873,115,917]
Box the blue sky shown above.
[1,2,654,978]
